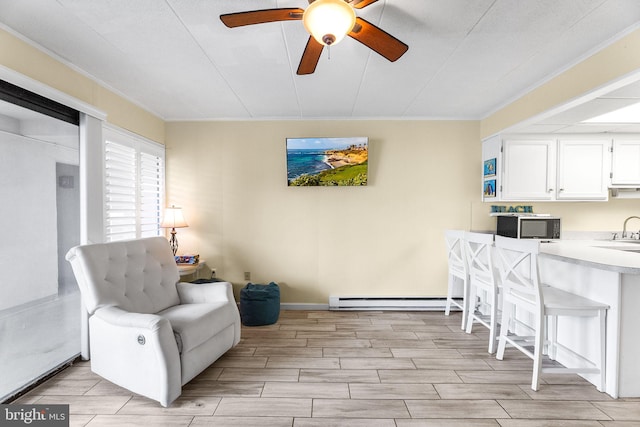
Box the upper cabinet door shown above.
[556,139,610,200]
[501,140,556,201]
[611,139,640,186]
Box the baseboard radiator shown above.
[329,296,456,311]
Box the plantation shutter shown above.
[139,151,164,238]
[104,126,165,242]
[105,141,137,241]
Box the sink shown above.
[611,239,640,243]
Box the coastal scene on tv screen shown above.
[286,137,368,186]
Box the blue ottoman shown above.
[240,282,280,326]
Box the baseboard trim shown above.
[275,299,460,312]
[280,303,329,311]
[329,296,455,311]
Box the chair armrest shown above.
[176,281,235,304]
[94,306,168,331]
[89,306,181,407]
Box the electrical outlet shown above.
[244,271,251,281]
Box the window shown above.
[104,126,165,242]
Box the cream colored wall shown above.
[166,120,480,303]
[471,200,640,236]
[0,28,164,142]
[166,118,640,305]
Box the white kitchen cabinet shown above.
[499,138,610,201]
[556,139,610,200]
[611,139,640,186]
[501,139,556,201]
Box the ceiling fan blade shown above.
[297,36,324,75]
[220,8,304,28]
[348,17,408,62]
[351,0,379,9]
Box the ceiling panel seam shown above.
[280,21,304,118]
[165,0,252,118]
[401,0,498,116]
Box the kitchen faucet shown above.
[622,216,640,239]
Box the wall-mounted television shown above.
[286,137,368,186]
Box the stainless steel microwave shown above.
[496,215,561,240]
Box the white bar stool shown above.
[464,231,500,353]
[444,229,470,330]
[494,235,608,391]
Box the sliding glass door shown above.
[0,99,81,401]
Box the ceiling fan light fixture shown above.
[303,0,356,46]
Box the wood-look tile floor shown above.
[15,310,640,426]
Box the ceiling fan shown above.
[220,0,409,75]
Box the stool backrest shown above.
[445,229,467,279]
[493,235,542,314]
[464,231,496,289]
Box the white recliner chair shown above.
[66,236,241,407]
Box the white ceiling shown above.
[1,0,640,129]
[508,78,640,134]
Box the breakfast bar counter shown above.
[537,240,640,398]
[540,240,640,274]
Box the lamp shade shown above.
[303,0,356,46]
[160,205,188,229]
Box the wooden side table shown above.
[177,260,206,280]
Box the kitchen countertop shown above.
[540,240,640,274]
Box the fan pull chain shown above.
[327,45,331,61]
